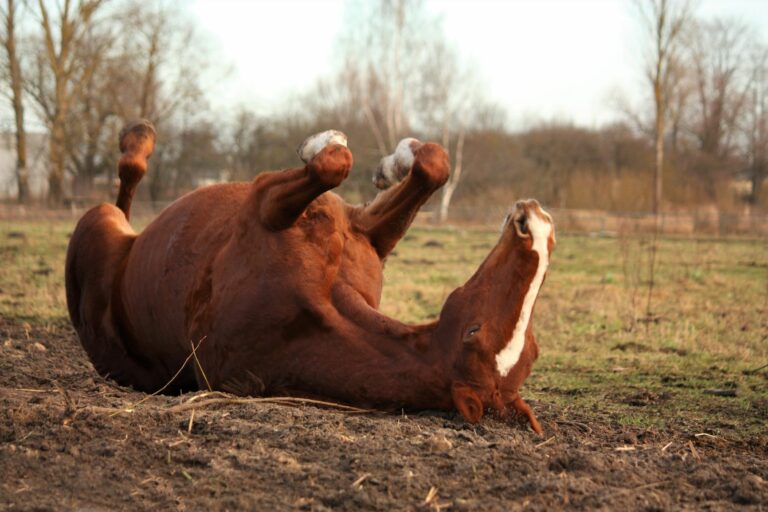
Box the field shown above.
[1,214,766,510]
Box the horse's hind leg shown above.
[115,120,155,221]
[250,130,353,231]
[67,206,187,392]
[352,138,450,258]
[66,120,183,392]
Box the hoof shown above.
[373,137,422,189]
[297,130,348,163]
[119,119,156,157]
[117,119,156,188]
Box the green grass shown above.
[1,218,766,439]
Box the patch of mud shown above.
[621,390,672,407]
[1,320,766,510]
[611,341,651,353]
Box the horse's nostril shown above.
[517,215,528,235]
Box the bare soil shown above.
[1,319,766,511]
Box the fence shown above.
[2,201,768,238]
[419,205,768,237]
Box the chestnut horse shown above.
[65,121,555,432]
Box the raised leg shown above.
[353,138,450,258]
[253,130,352,231]
[116,120,156,221]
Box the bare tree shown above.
[113,3,206,124]
[27,0,104,204]
[688,18,752,159]
[335,0,488,222]
[0,0,29,202]
[29,1,213,203]
[64,17,117,198]
[437,128,464,222]
[522,123,605,209]
[744,43,768,206]
[115,3,212,203]
[637,0,694,214]
[412,38,479,223]
[337,0,426,156]
[666,56,693,154]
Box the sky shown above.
[192,0,768,129]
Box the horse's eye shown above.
[463,324,481,343]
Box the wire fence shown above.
[2,201,768,238]
[421,205,768,238]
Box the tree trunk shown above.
[751,162,765,206]
[653,65,665,215]
[654,106,664,214]
[3,0,29,203]
[438,181,457,223]
[437,128,465,224]
[12,97,29,203]
[48,115,67,205]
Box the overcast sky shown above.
[191,1,768,128]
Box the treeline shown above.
[2,1,767,218]
[2,0,211,204]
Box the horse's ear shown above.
[451,381,484,423]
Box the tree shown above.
[0,0,29,203]
[688,18,752,160]
[522,123,606,209]
[115,2,212,204]
[744,43,768,206]
[27,0,104,204]
[335,0,490,222]
[636,0,694,214]
[28,1,214,203]
[63,14,116,198]
[170,121,226,195]
[413,38,477,223]
[337,0,427,156]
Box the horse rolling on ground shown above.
[65,121,555,433]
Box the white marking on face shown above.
[495,208,552,377]
[297,129,347,163]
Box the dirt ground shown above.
[0,319,766,511]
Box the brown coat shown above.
[66,123,554,433]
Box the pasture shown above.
[1,215,766,510]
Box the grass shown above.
[1,216,766,439]
[0,220,71,325]
[382,226,768,438]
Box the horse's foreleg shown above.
[254,130,352,231]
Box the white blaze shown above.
[495,210,551,377]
